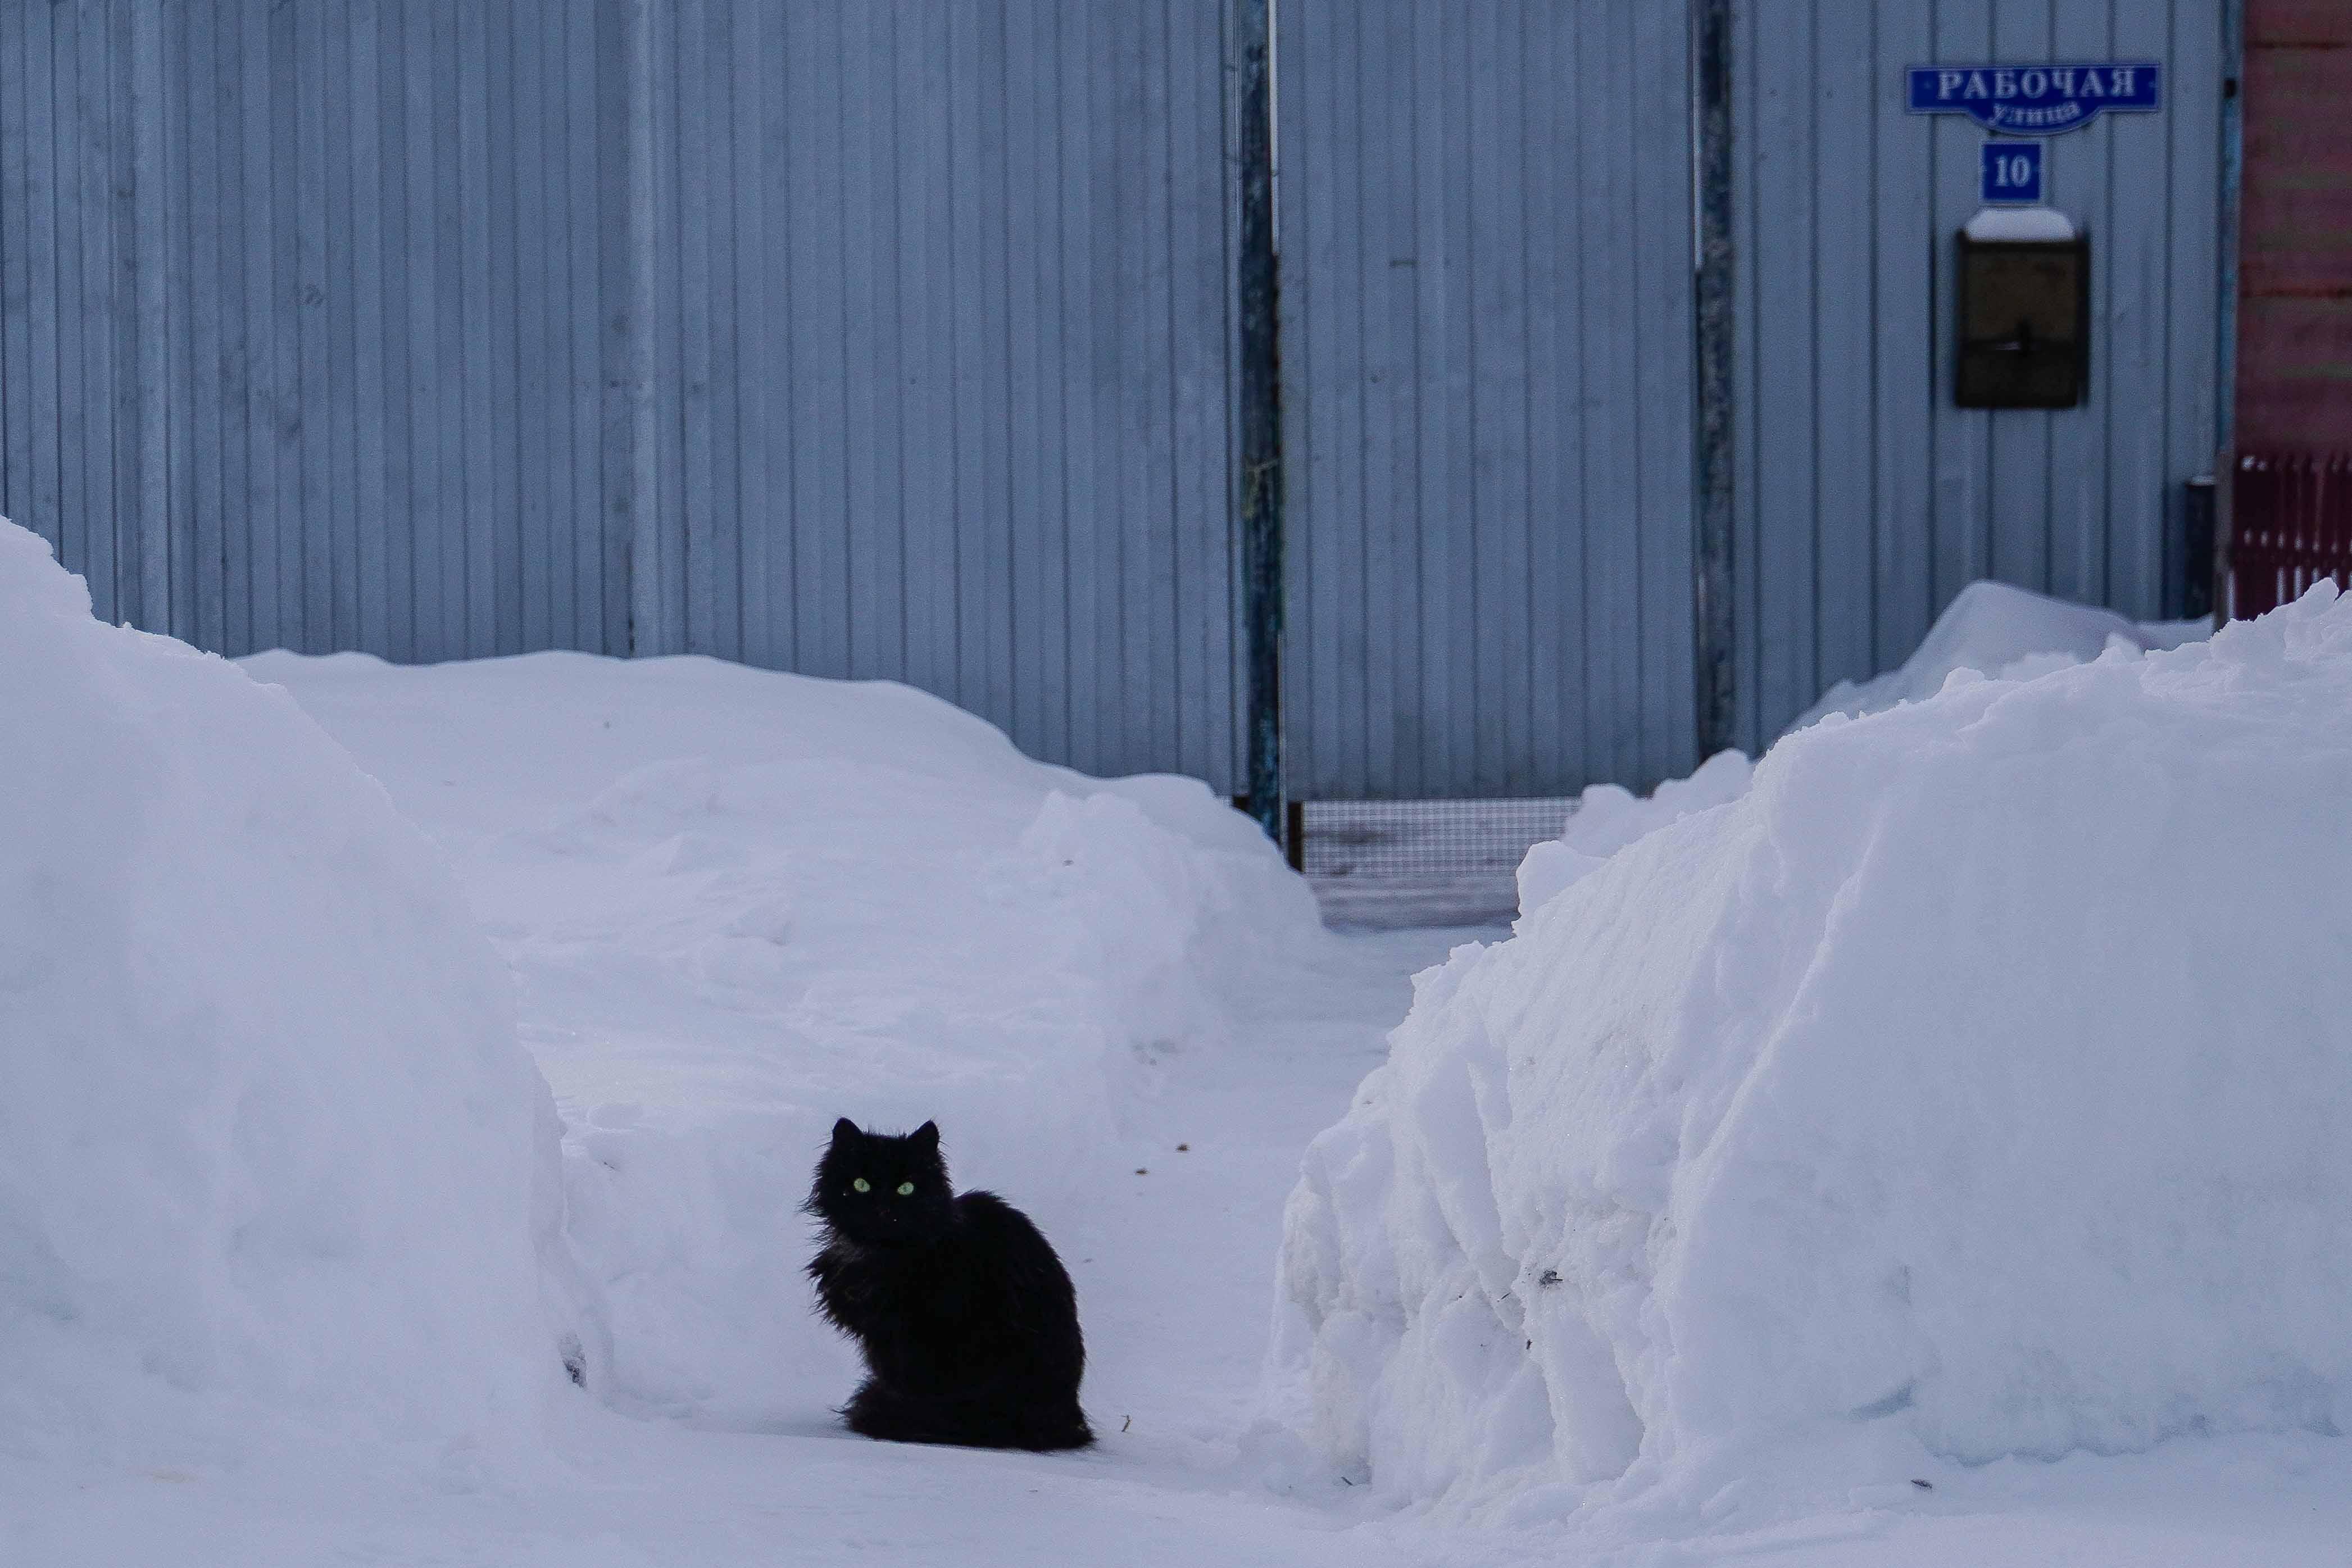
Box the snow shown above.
[1964,204,2078,242]
[0,522,579,1471]
[1274,583,2352,1529]
[1791,579,2201,733]
[239,646,1326,1425]
[1515,750,1755,918]
[10,511,2347,1566]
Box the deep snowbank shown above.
[0,524,580,1465]
[1519,583,2204,923]
[1275,585,2352,1514]
[254,650,1326,1422]
[1791,579,2204,731]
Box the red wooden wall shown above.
[2236,1,2352,452]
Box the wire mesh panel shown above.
[1298,797,1575,929]
[1300,797,1573,879]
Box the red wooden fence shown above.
[2227,453,2352,619]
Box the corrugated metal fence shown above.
[0,0,629,663]
[1,1,2232,799]
[0,0,1241,787]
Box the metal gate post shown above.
[1692,0,1737,761]
[1237,0,1286,851]
[623,0,661,657]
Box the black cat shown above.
[805,1118,1093,1452]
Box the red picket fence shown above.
[2226,453,2352,619]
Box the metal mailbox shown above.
[1955,231,2091,410]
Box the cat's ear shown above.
[831,1117,860,1146]
[911,1120,939,1152]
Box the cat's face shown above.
[807,1119,955,1246]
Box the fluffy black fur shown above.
[805,1118,1093,1452]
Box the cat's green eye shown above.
[896,1182,915,1196]
[851,1178,870,1193]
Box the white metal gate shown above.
[1277,0,1702,799]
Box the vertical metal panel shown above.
[374,0,417,661]
[1584,2,1634,785]
[600,0,639,656]
[56,1,98,626]
[722,0,766,667]
[567,0,609,653]
[1534,0,1588,790]
[1057,0,1105,774]
[1736,0,2227,748]
[0,6,28,556]
[348,0,387,655]
[79,1,119,630]
[1748,0,1817,744]
[1631,1,1697,789]
[265,0,301,649]
[1006,0,1056,762]
[509,0,549,652]
[480,0,521,657]
[216,0,253,654]
[1869,0,1936,676]
[22,4,61,592]
[318,3,357,649]
[130,0,166,633]
[294,1,329,648]
[839,0,896,682]
[1175,0,1234,792]
[157,0,194,638]
[1281,0,1697,797]
[1356,0,1409,794]
[892,0,949,697]
[971,0,1014,734]
[425,0,464,658]
[455,0,493,655]
[674,0,719,660]
[781,1,846,678]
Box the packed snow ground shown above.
[7,516,2348,1565]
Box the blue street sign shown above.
[1907,61,2162,135]
[1979,141,2044,205]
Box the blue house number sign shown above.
[1979,141,2043,205]
[1907,62,2163,135]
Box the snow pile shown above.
[0,522,580,1465]
[1275,584,2352,1515]
[255,652,1325,1422]
[1792,580,2201,732]
[1519,584,2205,921]
[1515,751,1755,919]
